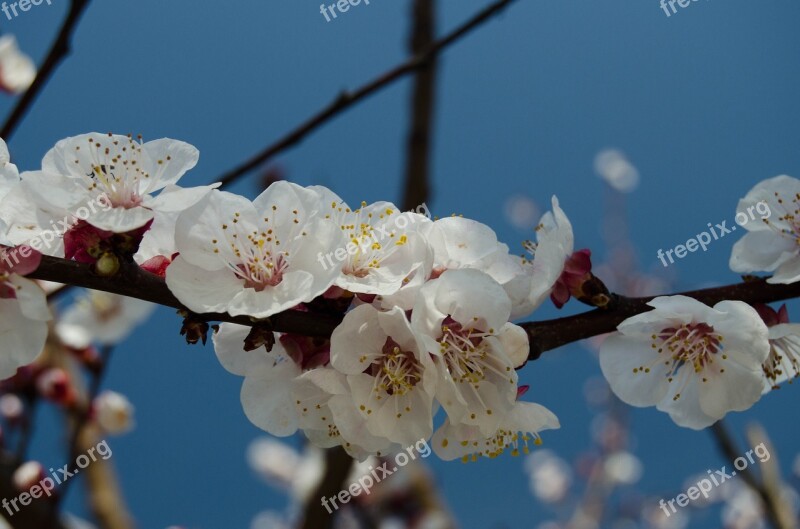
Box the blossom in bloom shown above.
[93,390,135,435]
[754,303,800,390]
[0,36,35,94]
[599,296,770,429]
[729,175,799,284]
[524,196,575,311]
[330,305,436,445]
[292,367,393,460]
[0,246,50,379]
[411,269,521,435]
[431,400,559,461]
[166,183,345,318]
[55,290,155,348]
[417,216,532,318]
[310,187,432,296]
[213,323,301,436]
[23,133,203,233]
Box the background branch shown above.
[0,0,91,140]
[214,0,516,190]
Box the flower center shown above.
[763,336,800,387]
[212,209,297,291]
[438,317,496,385]
[638,322,726,401]
[368,338,421,397]
[763,191,800,244]
[80,136,158,209]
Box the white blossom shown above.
[411,269,519,435]
[432,401,559,461]
[310,187,432,296]
[330,305,436,445]
[23,133,203,233]
[166,183,345,318]
[729,175,799,284]
[599,296,770,429]
[525,196,574,311]
[213,323,302,437]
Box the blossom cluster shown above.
[0,132,580,461]
[600,175,800,429]
[0,131,798,459]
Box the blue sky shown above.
[4,0,800,527]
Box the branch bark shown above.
[28,256,800,358]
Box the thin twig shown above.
[0,0,91,140]
[215,0,518,189]
[709,422,791,529]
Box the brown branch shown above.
[523,279,800,360]
[0,0,91,140]
[299,447,353,529]
[28,255,342,337]
[27,257,800,359]
[215,0,518,190]
[401,0,438,211]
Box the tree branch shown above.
[401,0,437,211]
[214,0,518,189]
[27,256,800,360]
[523,279,800,360]
[0,0,91,140]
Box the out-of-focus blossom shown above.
[525,449,572,503]
[603,451,643,485]
[594,149,639,193]
[0,36,35,94]
[246,437,324,502]
[94,390,135,435]
[12,461,44,491]
[504,194,539,231]
[56,290,155,349]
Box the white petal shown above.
[0,298,47,378]
[164,256,242,313]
